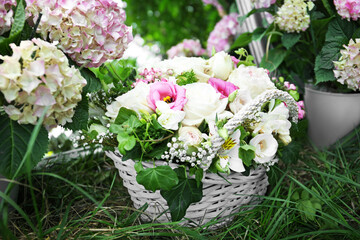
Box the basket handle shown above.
[210,89,299,154]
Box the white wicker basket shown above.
[107,89,299,228]
[106,150,268,228]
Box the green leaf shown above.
[122,144,142,161]
[237,126,250,141]
[260,48,287,72]
[239,144,256,167]
[136,165,179,192]
[64,94,89,131]
[282,33,301,49]
[231,32,253,49]
[146,142,168,159]
[160,167,203,221]
[115,107,138,125]
[134,161,144,173]
[81,68,102,93]
[0,115,48,178]
[195,168,203,188]
[252,27,267,41]
[117,132,136,153]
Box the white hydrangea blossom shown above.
[0,0,16,35]
[0,38,87,128]
[333,38,360,91]
[274,0,314,33]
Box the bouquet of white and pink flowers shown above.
[100,50,299,223]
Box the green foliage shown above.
[292,187,323,222]
[123,0,221,54]
[281,33,301,50]
[136,165,179,192]
[81,68,102,93]
[64,94,89,131]
[238,144,256,167]
[0,114,48,178]
[176,70,198,86]
[260,47,287,72]
[161,167,203,221]
[315,17,359,84]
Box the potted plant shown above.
[84,49,300,227]
[0,0,132,212]
[235,0,360,148]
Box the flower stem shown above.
[30,13,42,39]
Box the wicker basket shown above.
[106,150,269,228]
[106,89,299,228]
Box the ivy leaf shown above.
[0,115,48,178]
[64,93,89,131]
[239,144,256,167]
[117,132,136,154]
[115,107,138,125]
[136,165,179,192]
[160,167,203,221]
[282,33,301,50]
[260,48,287,72]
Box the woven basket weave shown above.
[107,89,298,228]
[106,150,269,228]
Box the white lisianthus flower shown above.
[206,51,234,80]
[250,133,278,164]
[218,129,245,172]
[147,56,211,82]
[105,82,153,121]
[228,65,276,99]
[253,103,292,145]
[156,101,185,130]
[229,89,253,114]
[178,126,203,146]
[182,83,228,126]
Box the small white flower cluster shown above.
[161,137,216,168]
[274,0,314,33]
[333,38,360,91]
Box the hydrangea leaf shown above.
[64,93,89,131]
[260,48,287,72]
[81,68,102,93]
[231,32,253,49]
[136,165,179,192]
[160,167,203,221]
[282,33,301,50]
[0,114,48,178]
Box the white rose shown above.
[229,89,252,114]
[147,56,211,82]
[182,83,228,126]
[253,103,292,145]
[228,65,276,99]
[105,82,153,121]
[250,133,278,164]
[206,51,234,80]
[178,126,203,146]
[156,101,185,130]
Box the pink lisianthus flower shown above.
[208,77,239,99]
[296,100,305,120]
[147,81,187,111]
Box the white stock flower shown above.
[206,51,234,80]
[253,103,292,145]
[178,126,203,146]
[105,82,153,121]
[156,101,185,130]
[250,133,278,164]
[182,83,228,126]
[147,56,211,83]
[218,129,245,172]
[228,65,276,98]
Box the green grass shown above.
[1,130,360,239]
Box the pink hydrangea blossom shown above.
[0,38,87,128]
[333,38,360,91]
[297,100,305,120]
[167,39,206,59]
[208,77,239,99]
[0,0,16,35]
[147,82,187,111]
[334,0,360,21]
[206,13,241,56]
[25,0,133,68]
[251,0,276,9]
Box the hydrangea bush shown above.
[90,50,299,221]
[0,0,17,35]
[0,38,87,128]
[25,0,133,68]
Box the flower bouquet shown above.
[101,50,299,226]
